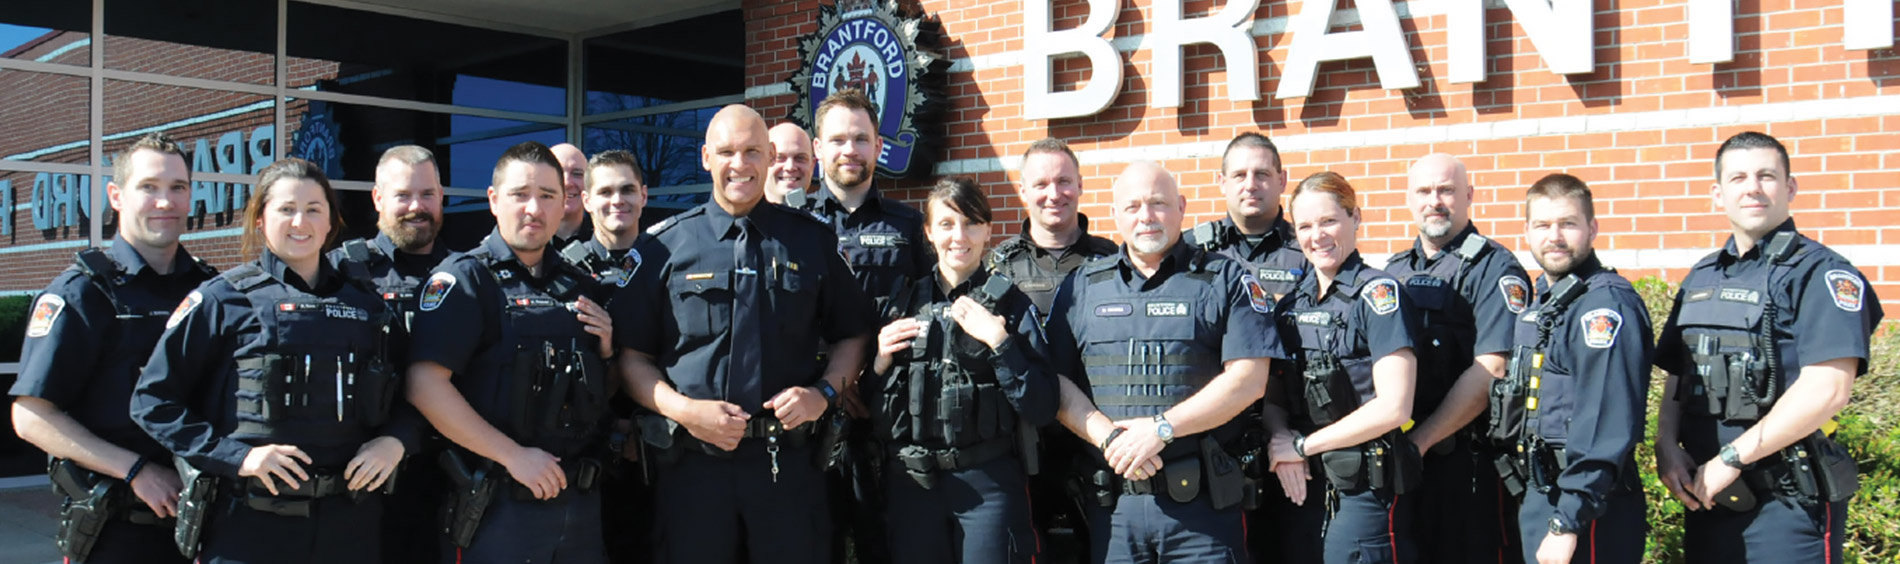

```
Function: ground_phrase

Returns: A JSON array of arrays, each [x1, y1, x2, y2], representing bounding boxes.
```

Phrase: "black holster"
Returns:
[[816, 408, 850, 471], [1487, 345, 1537, 445], [49, 458, 115, 561], [1201, 436, 1247, 510], [173, 458, 218, 560], [438, 450, 498, 548]]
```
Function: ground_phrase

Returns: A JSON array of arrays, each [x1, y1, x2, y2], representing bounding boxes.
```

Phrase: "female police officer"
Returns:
[[868, 177, 1059, 564], [133, 158, 410, 564], [1265, 171, 1422, 564]]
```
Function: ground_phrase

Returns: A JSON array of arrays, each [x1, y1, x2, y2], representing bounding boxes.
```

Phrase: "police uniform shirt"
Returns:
[[1044, 242, 1286, 426], [615, 202, 873, 409], [1383, 224, 1531, 415], [563, 234, 649, 305], [985, 214, 1120, 314], [1654, 219, 1884, 454], [11, 238, 215, 463], [132, 250, 410, 477], [1276, 252, 1421, 427], [869, 269, 1061, 445], [1519, 253, 1653, 530], [329, 232, 450, 336], [408, 230, 597, 375], [799, 184, 931, 305], [1181, 214, 1308, 300]]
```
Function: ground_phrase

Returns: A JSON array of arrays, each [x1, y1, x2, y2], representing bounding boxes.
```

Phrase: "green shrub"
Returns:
[[0, 293, 34, 363], [1632, 277, 1899, 563]]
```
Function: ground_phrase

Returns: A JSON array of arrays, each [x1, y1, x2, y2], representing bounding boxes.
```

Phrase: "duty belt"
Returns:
[[891, 436, 1015, 474], [1120, 473, 1167, 496]]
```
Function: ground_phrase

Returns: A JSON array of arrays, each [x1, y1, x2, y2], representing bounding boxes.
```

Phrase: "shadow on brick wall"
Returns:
[[1713, 0, 1762, 99], [1569, 0, 1626, 109]]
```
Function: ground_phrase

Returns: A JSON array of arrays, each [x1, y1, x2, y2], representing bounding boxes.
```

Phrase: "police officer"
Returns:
[[1385, 154, 1532, 564], [1654, 132, 1882, 564], [613, 105, 873, 564], [1489, 174, 1650, 564], [1264, 172, 1422, 564], [9, 133, 212, 564], [132, 158, 412, 563], [987, 138, 1119, 314], [1045, 161, 1280, 564], [561, 149, 652, 564], [404, 142, 617, 563], [766, 122, 815, 206], [868, 177, 1058, 564], [327, 145, 451, 564], [552, 142, 593, 245]]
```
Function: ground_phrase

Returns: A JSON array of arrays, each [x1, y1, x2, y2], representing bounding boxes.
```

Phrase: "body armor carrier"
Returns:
[[1486, 275, 1586, 496], [1672, 232, 1801, 423], [879, 273, 1027, 488], [458, 250, 608, 458], [1389, 233, 1491, 421], [222, 264, 397, 448]]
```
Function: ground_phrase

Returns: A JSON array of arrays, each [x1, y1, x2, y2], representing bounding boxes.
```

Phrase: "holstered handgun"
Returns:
[[49, 458, 114, 560], [173, 458, 218, 560], [1017, 423, 1042, 476], [438, 450, 497, 548], [816, 408, 850, 471]]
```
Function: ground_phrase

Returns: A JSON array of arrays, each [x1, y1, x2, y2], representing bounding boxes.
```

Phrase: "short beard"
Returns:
[[826, 159, 871, 189], [379, 212, 439, 253], [1130, 225, 1170, 254]]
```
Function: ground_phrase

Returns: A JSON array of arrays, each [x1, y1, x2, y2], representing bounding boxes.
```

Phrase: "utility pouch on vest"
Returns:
[[438, 450, 497, 548], [816, 409, 849, 471], [639, 414, 683, 468], [1494, 453, 1528, 499], [1320, 448, 1364, 491], [1812, 434, 1860, 503], [1302, 352, 1357, 426], [1164, 456, 1202, 504], [173, 458, 217, 560], [1202, 436, 1245, 510], [1385, 434, 1425, 495], [1713, 480, 1758, 512], [1488, 345, 1538, 444], [1017, 423, 1042, 476], [50, 458, 113, 561], [1087, 469, 1118, 509]]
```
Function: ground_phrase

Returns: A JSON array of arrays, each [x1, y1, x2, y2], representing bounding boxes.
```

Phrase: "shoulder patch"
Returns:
[[419, 272, 457, 312], [25, 294, 66, 338], [1363, 278, 1401, 316], [620, 249, 642, 287], [1824, 269, 1864, 312], [1498, 275, 1530, 314], [1580, 308, 1622, 349], [165, 291, 202, 330], [1242, 274, 1274, 314]]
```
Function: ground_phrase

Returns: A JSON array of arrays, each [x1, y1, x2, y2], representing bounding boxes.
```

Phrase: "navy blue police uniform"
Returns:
[[557, 234, 654, 564], [1276, 252, 1422, 564], [328, 232, 451, 564], [10, 239, 214, 564], [1655, 220, 1883, 564], [614, 201, 873, 564], [406, 230, 613, 564], [1180, 213, 1308, 563], [131, 250, 414, 564], [1487, 254, 1651, 564], [870, 269, 1059, 564], [1382, 224, 1531, 564], [1044, 241, 1284, 564], [986, 215, 1119, 315]]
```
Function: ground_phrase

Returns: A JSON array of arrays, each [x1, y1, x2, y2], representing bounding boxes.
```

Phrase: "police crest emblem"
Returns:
[[1364, 279, 1400, 315], [25, 294, 65, 338], [1824, 269, 1863, 312], [1242, 274, 1274, 313], [786, 0, 946, 178], [419, 272, 456, 312], [166, 291, 201, 330], [1499, 275, 1530, 314], [1580, 308, 1622, 349]]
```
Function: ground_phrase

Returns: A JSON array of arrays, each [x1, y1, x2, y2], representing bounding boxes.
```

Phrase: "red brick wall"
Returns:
[[744, 0, 1900, 312]]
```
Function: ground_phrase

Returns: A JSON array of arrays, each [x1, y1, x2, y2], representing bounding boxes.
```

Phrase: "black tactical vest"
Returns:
[[1671, 233, 1803, 423], [223, 264, 397, 449], [875, 273, 1021, 449], [455, 247, 608, 458]]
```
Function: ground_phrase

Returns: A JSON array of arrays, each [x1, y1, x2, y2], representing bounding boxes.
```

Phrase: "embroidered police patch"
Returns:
[[25, 294, 65, 338], [419, 272, 456, 312], [1146, 302, 1189, 317], [166, 291, 201, 330], [1257, 268, 1298, 283], [1095, 303, 1133, 317], [1580, 308, 1622, 349], [1498, 275, 1530, 314], [622, 249, 643, 287], [1364, 279, 1400, 316], [1243, 274, 1274, 313], [1825, 270, 1864, 312]]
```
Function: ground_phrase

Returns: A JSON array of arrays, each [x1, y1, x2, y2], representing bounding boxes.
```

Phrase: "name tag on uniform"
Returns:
[[512, 297, 562, 308], [1718, 288, 1760, 304], [1296, 311, 1334, 326], [1146, 302, 1189, 317], [858, 233, 902, 247], [686, 272, 715, 281], [1405, 277, 1446, 288], [1095, 303, 1133, 317]]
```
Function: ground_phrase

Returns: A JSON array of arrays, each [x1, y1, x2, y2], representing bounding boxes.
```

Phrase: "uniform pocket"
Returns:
[[669, 271, 732, 339], [1351, 533, 1396, 564]]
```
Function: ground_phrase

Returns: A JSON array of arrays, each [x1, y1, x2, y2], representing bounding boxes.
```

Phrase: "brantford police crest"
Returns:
[[786, 0, 945, 178]]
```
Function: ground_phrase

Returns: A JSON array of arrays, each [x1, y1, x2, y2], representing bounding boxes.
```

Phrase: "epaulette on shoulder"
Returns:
[[646, 208, 702, 236], [220, 263, 272, 292], [189, 256, 218, 277], [74, 248, 123, 286], [986, 238, 1029, 270]]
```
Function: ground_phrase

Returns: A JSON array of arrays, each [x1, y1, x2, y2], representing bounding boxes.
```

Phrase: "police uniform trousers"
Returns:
[[1415, 436, 1522, 564], [198, 489, 381, 564], [76, 518, 188, 564], [1255, 475, 1322, 564], [1304, 479, 1415, 564], [654, 441, 830, 564], [600, 460, 655, 564], [883, 455, 1040, 564], [383, 439, 447, 564], [1684, 494, 1846, 564], [444, 484, 606, 564], [1082, 488, 1248, 564], [1516, 487, 1645, 564], [830, 426, 892, 564]]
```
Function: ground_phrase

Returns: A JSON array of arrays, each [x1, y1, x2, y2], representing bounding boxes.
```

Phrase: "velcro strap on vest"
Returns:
[[1084, 373, 1198, 386], [1081, 353, 1217, 368]]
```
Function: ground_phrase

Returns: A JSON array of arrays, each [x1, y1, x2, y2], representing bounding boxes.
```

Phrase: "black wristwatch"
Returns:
[[814, 381, 839, 407], [1718, 443, 1749, 470], [1548, 516, 1577, 536]]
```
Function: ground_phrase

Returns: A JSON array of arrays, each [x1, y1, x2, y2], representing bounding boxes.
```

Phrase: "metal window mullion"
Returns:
[[289, 89, 567, 124], [0, 161, 96, 175], [580, 94, 745, 124], [568, 32, 582, 146], [0, 58, 93, 77], [89, 0, 105, 248], [98, 69, 279, 97], [277, 0, 288, 158], [289, 0, 566, 40]]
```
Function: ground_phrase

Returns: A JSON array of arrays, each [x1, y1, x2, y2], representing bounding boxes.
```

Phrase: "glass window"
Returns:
[[1, 72, 89, 165], [0, 4, 91, 67], [103, 0, 275, 85], [582, 11, 742, 116], [286, 2, 566, 116], [105, 80, 275, 232]]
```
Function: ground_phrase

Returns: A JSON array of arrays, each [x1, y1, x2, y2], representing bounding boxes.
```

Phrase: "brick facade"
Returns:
[[745, 0, 1900, 312]]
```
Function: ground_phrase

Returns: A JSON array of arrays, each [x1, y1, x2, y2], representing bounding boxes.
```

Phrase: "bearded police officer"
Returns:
[[1385, 154, 1532, 564], [10, 133, 213, 564], [1655, 132, 1881, 564], [405, 142, 617, 563], [614, 105, 873, 564], [327, 145, 452, 564], [988, 138, 1118, 315], [1046, 161, 1280, 564], [1489, 174, 1651, 564]]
